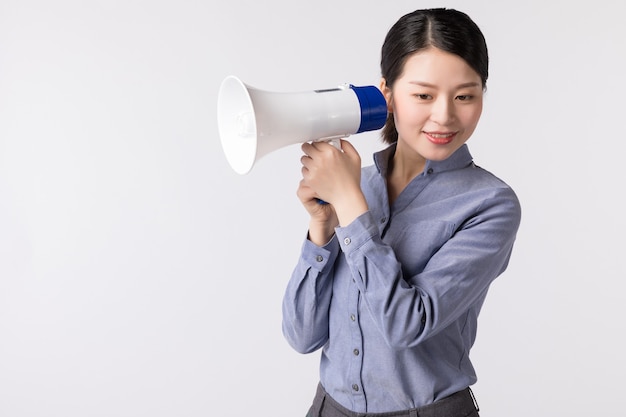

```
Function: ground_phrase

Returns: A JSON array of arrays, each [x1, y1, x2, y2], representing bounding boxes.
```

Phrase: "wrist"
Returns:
[[334, 192, 368, 227], [308, 219, 337, 247]]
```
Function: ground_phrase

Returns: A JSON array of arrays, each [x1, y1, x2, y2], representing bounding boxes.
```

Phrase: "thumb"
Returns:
[[340, 139, 361, 163]]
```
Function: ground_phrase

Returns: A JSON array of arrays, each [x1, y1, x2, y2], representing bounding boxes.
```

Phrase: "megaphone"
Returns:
[[217, 76, 388, 175]]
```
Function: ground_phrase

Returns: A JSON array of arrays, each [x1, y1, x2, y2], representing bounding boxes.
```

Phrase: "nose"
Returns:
[[430, 97, 455, 125]]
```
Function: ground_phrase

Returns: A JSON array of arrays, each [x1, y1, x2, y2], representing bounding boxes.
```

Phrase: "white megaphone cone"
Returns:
[[217, 76, 388, 175]]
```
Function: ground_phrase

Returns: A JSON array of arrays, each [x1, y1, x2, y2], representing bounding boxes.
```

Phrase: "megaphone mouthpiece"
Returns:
[[217, 76, 387, 175]]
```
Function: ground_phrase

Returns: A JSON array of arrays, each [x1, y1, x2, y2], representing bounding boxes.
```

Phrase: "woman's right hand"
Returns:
[[296, 179, 339, 246]]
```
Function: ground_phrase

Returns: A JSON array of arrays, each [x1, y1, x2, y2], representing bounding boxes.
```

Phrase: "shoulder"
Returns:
[[448, 163, 517, 197], [434, 163, 521, 223], [465, 164, 522, 225]]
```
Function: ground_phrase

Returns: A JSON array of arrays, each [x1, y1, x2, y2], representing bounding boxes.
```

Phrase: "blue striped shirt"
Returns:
[[282, 144, 521, 413]]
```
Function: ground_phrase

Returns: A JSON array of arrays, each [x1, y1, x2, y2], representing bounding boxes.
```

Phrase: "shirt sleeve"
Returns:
[[335, 187, 522, 349], [281, 234, 341, 354]]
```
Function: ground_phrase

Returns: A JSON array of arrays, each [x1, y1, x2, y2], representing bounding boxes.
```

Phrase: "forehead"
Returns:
[[400, 47, 481, 86]]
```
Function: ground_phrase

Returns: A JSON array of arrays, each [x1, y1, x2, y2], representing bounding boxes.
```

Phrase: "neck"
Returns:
[[387, 142, 426, 204], [390, 141, 426, 181]]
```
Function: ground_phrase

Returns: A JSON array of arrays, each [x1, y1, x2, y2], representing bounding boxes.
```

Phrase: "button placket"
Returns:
[[347, 279, 364, 402]]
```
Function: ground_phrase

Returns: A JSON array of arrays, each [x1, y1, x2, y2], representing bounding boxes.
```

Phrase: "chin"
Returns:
[[420, 144, 460, 162]]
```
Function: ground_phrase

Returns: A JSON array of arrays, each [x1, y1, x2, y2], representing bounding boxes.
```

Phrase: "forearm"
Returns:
[[282, 237, 339, 353]]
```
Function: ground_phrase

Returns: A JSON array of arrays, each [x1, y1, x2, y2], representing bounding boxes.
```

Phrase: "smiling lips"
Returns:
[[424, 131, 457, 145]]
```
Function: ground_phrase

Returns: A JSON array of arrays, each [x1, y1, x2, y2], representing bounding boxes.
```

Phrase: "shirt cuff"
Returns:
[[335, 211, 379, 255], [301, 233, 340, 273]]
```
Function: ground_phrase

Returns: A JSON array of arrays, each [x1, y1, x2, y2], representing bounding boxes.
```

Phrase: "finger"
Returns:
[[301, 141, 316, 156], [314, 140, 339, 153], [339, 139, 356, 155], [303, 140, 333, 156], [297, 180, 320, 203], [339, 139, 361, 164]]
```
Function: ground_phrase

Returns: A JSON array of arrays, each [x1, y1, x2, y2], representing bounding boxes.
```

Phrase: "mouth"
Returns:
[[424, 131, 457, 145]]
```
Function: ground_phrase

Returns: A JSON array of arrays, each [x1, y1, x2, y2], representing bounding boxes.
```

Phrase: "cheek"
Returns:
[[459, 104, 483, 128], [392, 98, 428, 126]]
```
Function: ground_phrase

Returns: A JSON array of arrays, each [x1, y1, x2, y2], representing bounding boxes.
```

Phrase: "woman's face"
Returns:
[[382, 47, 484, 162]]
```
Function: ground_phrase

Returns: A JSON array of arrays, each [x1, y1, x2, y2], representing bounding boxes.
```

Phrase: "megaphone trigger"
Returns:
[[311, 136, 342, 150]]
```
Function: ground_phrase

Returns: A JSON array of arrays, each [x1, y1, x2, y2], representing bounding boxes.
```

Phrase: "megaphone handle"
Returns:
[[315, 137, 344, 205]]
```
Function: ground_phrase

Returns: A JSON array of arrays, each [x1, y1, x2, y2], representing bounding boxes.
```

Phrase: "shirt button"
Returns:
[[427, 168, 434, 174], [315, 255, 323, 262], [352, 384, 359, 392], [350, 314, 356, 321], [343, 237, 351, 245], [380, 217, 386, 223], [353, 349, 360, 356]]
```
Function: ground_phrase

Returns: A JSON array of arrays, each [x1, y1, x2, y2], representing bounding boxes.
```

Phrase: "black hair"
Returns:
[[380, 8, 489, 144]]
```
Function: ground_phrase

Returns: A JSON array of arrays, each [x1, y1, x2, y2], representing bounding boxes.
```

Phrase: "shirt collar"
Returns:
[[373, 143, 474, 176]]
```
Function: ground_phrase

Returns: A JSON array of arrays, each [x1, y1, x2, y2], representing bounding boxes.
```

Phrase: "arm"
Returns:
[[336, 187, 521, 348], [282, 139, 366, 353], [281, 235, 340, 353]]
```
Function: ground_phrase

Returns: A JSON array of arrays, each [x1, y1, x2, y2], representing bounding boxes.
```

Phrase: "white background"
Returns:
[[1, 1, 625, 416]]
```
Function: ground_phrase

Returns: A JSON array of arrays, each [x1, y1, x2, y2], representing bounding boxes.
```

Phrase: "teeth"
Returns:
[[428, 133, 454, 138]]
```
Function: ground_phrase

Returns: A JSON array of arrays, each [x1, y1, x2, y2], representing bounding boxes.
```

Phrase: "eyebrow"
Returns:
[[409, 81, 481, 89]]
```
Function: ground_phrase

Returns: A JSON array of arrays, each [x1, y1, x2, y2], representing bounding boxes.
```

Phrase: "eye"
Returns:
[[414, 93, 432, 100], [456, 94, 474, 101]]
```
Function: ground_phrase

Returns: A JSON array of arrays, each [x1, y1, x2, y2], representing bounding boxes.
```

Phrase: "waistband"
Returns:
[[309, 383, 479, 417]]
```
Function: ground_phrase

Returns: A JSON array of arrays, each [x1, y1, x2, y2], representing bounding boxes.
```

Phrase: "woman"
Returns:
[[282, 8, 521, 417]]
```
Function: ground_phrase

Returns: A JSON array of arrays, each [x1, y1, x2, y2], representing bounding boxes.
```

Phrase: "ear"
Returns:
[[379, 78, 394, 113]]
